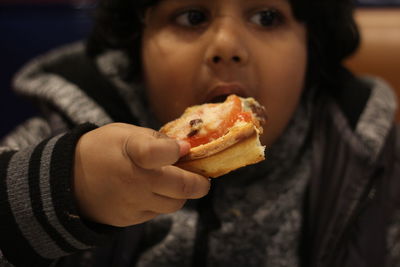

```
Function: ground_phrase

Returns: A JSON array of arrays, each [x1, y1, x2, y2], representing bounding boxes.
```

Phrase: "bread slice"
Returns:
[[176, 131, 265, 178], [180, 120, 256, 161], [160, 94, 267, 178]]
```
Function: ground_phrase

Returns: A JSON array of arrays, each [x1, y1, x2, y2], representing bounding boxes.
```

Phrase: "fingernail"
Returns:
[[177, 140, 191, 156]]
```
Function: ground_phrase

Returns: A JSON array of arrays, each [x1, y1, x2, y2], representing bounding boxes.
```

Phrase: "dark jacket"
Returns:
[[0, 42, 399, 267], [303, 87, 400, 267]]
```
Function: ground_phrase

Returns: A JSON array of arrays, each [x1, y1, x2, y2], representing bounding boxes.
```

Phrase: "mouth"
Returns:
[[205, 83, 248, 104], [209, 94, 231, 103]]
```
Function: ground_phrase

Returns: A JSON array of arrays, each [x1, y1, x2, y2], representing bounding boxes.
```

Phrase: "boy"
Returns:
[[1, 0, 399, 266]]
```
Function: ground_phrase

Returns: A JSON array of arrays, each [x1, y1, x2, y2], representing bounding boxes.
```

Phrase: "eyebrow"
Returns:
[[154, 0, 291, 11], [160, 0, 289, 3]]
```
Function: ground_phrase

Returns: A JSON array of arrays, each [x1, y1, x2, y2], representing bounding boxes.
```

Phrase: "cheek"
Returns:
[[141, 36, 202, 124], [257, 43, 307, 146]]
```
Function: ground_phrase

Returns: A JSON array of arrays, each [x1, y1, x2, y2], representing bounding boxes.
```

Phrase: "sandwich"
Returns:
[[160, 94, 267, 178]]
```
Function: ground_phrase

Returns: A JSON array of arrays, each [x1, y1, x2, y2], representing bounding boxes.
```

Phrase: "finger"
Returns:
[[146, 166, 211, 199], [131, 210, 160, 225], [147, 194, 187, 214], [124, 130, 186, 169], [111, 210, 160, 227], [176, 140, 191, 157]]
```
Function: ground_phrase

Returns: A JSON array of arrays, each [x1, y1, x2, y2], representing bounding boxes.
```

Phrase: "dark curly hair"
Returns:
[[86, 0, 360, 89]]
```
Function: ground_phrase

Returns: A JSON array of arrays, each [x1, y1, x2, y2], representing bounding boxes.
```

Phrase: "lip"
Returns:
[[204, 83, 248, 103]]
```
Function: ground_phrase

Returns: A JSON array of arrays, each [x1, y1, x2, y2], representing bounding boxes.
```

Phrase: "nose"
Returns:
[[205, 18, 249, 67]]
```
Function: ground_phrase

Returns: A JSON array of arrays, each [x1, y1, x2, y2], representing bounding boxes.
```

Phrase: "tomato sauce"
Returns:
[[185, 95, 252, 148]]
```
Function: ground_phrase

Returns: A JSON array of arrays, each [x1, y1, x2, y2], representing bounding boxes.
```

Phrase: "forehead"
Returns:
[[157, 0, 290, 5], [151, 0, 293, 13]]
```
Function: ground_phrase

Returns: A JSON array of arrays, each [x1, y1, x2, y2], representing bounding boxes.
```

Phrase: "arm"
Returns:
[[0, 118, 210, 266], [0, 121, 108, 266]]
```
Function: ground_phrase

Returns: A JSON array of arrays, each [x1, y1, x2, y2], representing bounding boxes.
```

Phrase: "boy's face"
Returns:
[[141, 0, 307, 147]]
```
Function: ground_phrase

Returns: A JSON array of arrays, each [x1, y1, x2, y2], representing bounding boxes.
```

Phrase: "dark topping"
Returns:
[[250, 103, 268, 126], [190, 119, 203, 127], [187, 119, 203, 137], [188, 129, 199, 137]]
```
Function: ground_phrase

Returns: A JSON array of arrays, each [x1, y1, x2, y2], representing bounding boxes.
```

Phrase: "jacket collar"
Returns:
[[306, 75, 398, 267]]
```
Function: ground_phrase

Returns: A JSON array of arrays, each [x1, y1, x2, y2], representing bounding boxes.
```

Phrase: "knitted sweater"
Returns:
[[0, 42, 398, 267]]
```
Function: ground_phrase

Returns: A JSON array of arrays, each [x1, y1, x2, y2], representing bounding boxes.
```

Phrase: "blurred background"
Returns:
[[0, 0, 95, 138], [0, 0, 400, 139]]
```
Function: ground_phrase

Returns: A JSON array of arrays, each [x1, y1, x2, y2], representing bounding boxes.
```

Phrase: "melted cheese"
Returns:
[[160, 95, 261, 148], [163, 99, 235, 141]]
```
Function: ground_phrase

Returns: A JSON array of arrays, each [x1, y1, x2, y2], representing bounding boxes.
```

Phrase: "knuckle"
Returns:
[[137, 145, 155, 168], [130, 141, 158, 169], [110, 122, 126, 128], [125, 131, 178, 169], [185, 175, 210, 199], [151, 130, 179, 154], [107, 122, 131, 132], [181, 176, 197, 198]]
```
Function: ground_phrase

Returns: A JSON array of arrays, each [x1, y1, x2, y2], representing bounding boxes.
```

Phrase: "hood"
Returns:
[[331, 76, 398, 162], [13, 41, 113, 127], [355, 77, 398, 159]]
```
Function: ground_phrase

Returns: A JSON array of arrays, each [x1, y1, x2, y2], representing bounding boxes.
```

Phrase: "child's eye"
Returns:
[[175, 9, 208, 27], [250, 9, 284, 28]]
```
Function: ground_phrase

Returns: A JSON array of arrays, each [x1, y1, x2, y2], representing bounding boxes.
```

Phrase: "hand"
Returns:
[[73, 123, 210, 227]]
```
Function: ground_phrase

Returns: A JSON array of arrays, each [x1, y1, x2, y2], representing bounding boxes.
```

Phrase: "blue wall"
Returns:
[[0, 4, 93, 139]]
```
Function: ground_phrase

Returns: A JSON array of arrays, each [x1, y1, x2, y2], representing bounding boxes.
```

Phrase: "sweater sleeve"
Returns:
[[0, 123, 114, 266]]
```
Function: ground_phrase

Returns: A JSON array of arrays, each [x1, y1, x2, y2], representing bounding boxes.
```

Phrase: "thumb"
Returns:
[[124, 131, 190, 169], [177, 140, 191, 157]]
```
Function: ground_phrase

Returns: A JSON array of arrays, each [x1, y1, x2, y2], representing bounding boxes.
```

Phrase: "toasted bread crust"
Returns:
[[160, 95, 267, 178], [180, 121, 255, 161], [176, 132, 265, 178]]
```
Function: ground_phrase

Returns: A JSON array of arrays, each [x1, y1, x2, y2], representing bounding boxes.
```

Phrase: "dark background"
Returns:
[[0, 0, 94, 139], [0, 0, 399, 139]]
